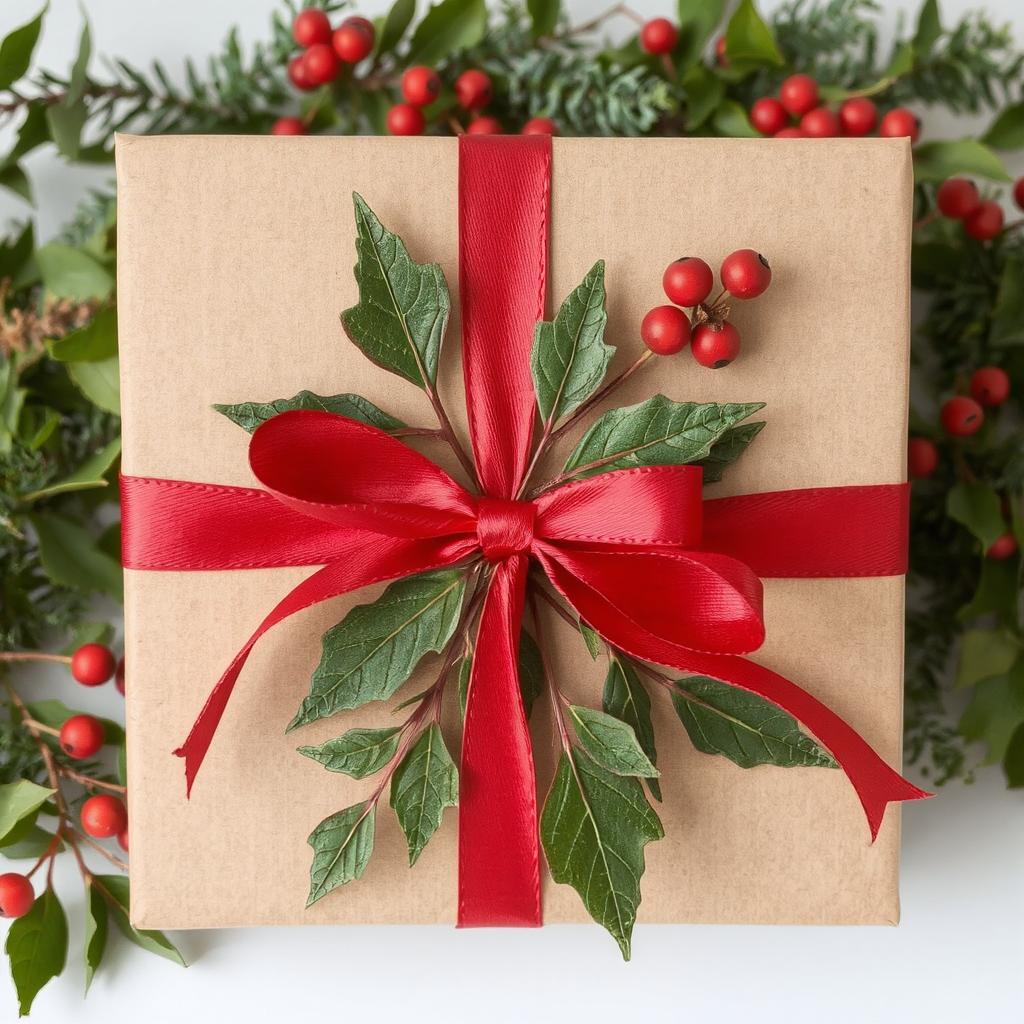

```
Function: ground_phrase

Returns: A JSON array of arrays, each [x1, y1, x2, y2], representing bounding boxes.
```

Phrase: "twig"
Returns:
[[24, 718, 61, 737], [75, 829, 128, 872], [0, 651, 72, 664], [57, 766, 127, 794], [913, 210, 940, 232]]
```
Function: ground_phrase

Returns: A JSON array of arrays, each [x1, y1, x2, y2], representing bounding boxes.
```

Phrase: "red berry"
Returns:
[[522, 117, 559, 135], [987, 533, 1018, 560], [1015, 176, 1024, 211], [750, 97, 789, 137], [940, 396, 984, 437], [401, 66, 441, 107], [386, 103, 426, 136], [287, 54, 315, 91], [970, 366, 1010, 406], [779, 74, 818, 117], [71, 643, 116, 686], [641, 306, 691, 355], [773, 127, 806, 138], [59, 715, 105, 759], [455, 69, 492, 110], [936, 177, 980, 219], [691, 321, 741, 369], [879, 107, 920, 144], [964, 200, 1004, 241], [640, 18, 678, 56], [800, 107, 841, 138], [303, 42, 340, 85], [293, 8, 332, 48], [715, 36, 729, 68], [344, 15, 375, 36], [662, 257, 713, 307], [117, 828, 129, 853], [467, 116, 502, 135], [838, 97, 877, 136], [333, 22, 374, 64], [720, 249, 772, 299], [271, 117, 307, 136], [0, 874, 34, 919], [907, 437, 939, 478], [81, 795, 128, 840], [115, 657, 125, 696]]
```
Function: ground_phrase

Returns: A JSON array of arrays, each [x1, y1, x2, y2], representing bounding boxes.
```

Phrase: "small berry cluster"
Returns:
[[750, 74, 919, 142], [933, 174, 1024, 241], [641, 249, 772, 368]]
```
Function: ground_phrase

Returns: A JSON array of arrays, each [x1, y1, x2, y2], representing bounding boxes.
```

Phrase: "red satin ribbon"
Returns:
[[121, 135, 928, 931]]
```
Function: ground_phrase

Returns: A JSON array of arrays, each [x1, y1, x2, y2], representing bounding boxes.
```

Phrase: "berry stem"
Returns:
[[446, 113, 465, 135], [73, 828, 128, 872], [557, 2, 645, 38], [0, 651, 72, 664], [56, 766, 127, 794], [708, 288, 730, 308], [25, 832, 64, 880], [913, 210, 940, 232], [23, 718, 61, 737]]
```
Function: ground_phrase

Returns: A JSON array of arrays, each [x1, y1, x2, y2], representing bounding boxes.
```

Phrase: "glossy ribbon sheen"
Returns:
[[121, 135, 928, 930]]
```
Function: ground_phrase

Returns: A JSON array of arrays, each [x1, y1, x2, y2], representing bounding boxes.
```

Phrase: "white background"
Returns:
[[2, 1, 1023, 1022]]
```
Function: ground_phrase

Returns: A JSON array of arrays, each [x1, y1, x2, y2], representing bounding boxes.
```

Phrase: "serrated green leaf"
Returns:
[[0, 6, 46, 92], [682, 64, 724, 130], [983, 101, 1024, 152], [947, 481, 1006, 549], [959, 660, 1024, 765], [95, 875, 186, 965], [214, 391, 405, 434], [5, 888, 67, 1017], [990, 259, 1024, 348], [46, 99, 88, 161], [565, 395, 764, 479], [569, 705, 659, 778], [376, 0, 416, 55], [21, 436, 120, 503], [389, 723, 459, 866], [306, 803, 375, 906], [518, 629, 544, 720], [527, 0, 560, 41], [723, 0, 783, 68], [298, 727, 401, 779], [603, 655, 660, 801], [955, 630, 1020, 689], [696, 420, 765, 483], [28, 514, 123, 601], [67, 356, 120, 414], [25, 699, 124, 746], [407, 0, 488, 66], [913, 0, 942, 57], [35, 242, 113, 300], [913, 140, 1011, 184], [541, 751, 663, 960], [0, 781, 54, 843], [676, 0, 725, 70], [671, 676, 839, 769], [341, 194, 450, 389], [580, 620, 602, 659], [531, 261, 612, 425], [47, 306, 117, 362], [290, 569, 466, 730], [84, 882, 107, 994], [1004, 722, 1024, 788]]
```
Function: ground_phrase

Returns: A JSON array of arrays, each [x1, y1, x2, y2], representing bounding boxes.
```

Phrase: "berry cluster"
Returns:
[[750, 74, 919, 142], [934, 174, 1024, 241], [641, 249, 772, 368]]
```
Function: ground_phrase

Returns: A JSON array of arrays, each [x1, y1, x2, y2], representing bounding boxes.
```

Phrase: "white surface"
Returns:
[[2, 2, 1023, 1022]]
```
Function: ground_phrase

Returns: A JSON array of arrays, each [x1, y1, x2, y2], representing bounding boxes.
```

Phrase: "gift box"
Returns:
[[115, 134, 919, 937]]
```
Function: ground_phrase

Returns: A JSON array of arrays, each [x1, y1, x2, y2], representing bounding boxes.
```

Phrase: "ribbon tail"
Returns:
[[458, 555, 541, 927]]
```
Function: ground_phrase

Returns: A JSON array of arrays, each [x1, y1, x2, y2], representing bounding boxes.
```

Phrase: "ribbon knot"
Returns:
[[477, 497, 536, 560]]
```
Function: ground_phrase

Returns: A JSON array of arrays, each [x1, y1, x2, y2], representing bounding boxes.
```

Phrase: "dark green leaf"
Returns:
[[407, 0, 488, 66], [0, 6, 46, 92], [671, 675, 838, 769], [21, 437, 120, 503], [298, 727, 401, 779], [5, 888, 67, 1017], [389, 723, 459, 865], [47, 306, 117, 363], [580, 620, 602, 659], [959, 556, 1019, 621], [46, 100, 88, 161], [84, 882, 107, 994], [675, 0, 725, 70], [306, 803, 375, 906], [681, 64, 724, 130], [1, 105, 49, 171], [569, 705, 659, 777], [66, 20, 91, 106], [882, 40, 915, 78], [540, 751, 663, 960], [1, 826, 59, 861], [913, 0, 942, 57], [696, 421, 765, 483], [1004, 722, 1024, 788], [96, 875, 186, 965], [67, 357, 120, 414], [376, 0, 417, 55], [213, 390, 405, 434], [35, 242, 114, 300], [723, 0, 783, 68], [340, 193, 450, 389], [458, 655, 472, 720], [527, 0, 560, 41], [603, 655, 660, 801], [117, 743, 127, 788], [958, 660, 1024, 766], [955, 630, 1019, 689], [518, 629, 543, 720], [712, 99, 760, 137], [990, 259, 1024, 348], [913, 140, 1011, 184], [983, 101, 1024, 152], [25, 699, 124, 746], [0, 781, 54, 842], [0, 163, 32, 204], [29, 514, 124, 601], [947, 481, 1006, 549], [289, 569, 466, 730]]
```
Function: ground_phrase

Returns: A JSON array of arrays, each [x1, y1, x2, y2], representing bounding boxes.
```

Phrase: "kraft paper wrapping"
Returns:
[[115, 135, 912, 929]]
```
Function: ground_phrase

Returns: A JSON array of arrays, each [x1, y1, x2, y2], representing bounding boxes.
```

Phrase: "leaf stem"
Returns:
[[424, 381, 480, 491], [526, 588, 573, 752]]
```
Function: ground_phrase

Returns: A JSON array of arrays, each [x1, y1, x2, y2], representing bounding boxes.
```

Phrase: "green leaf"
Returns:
[[47, 306, 117, 362], [518, 629, 544, 720], [913, 0, 942, 57], [959, 556, 1019, 621], [95, 875, 186, 965], [723, 0, 784, 68], [0, 6, 46, 92], [959, 661, 1024, 765], [882, 40, 915, 78], [25, 699, 124, 746], [564, 395, 764, 479], [947, 481, 1006, 549], [681, 64, 724, 130], [376, 0, 416, 55], [671, 675, 839, 769], [1004, 722, 1024, 788], [1, 826, 59, 861], [990, 259, 1024, 348], [21, 436, 121, 503], [540, 751, 663, 960], [213, 390, 405, 434], [29, 514, 123, 600], [580, 620, 602, 659], [289, 569, 466, 730], [603, 655, 660, 801], [35, 242, 114, 301], [66, 19, 91, 106], [389, 723, 459, 866], [913, 140, 1012, 184], [61, 620, 114, 655], [527, 0, 560, 41], [84, 882, 107, 994], [0, 781, 54, 843], [117, 743, 127, 788], [298, 727, 401, 779], [697, 421, 765, 483], [340, 193, 450, 390], [712, 99, 760, 138], [569, 705, 659, 778], [457, 655, 472, 720], [1, 106, 49, 172], [0, 163, 32, 204], [407, 0, 488, 66], [531, 261, 612, 426], [306, 803, 375, 907], [46, 100, 88, 161], [676, 0, 725, 70], [5, 888, 67, 1017], [983, 101, 1024, 152], [67, 356, 120, 414], [955, 630, 1019, 689]]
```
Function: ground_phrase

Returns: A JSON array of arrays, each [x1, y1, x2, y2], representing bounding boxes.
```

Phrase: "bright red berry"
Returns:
[[303, 42, 340, 85], [59, 715, 105, 759], [779, 74, 819, 116], [401, 66, 441, 107], [115, 657, 125, 696], [522, 117, 559, 135], [344, 15, 375, 36], [987, 532, 1018, 560], [964, 200, 1004, 241], [287, 54, 315, 91], [662, 257, 713, 307], [271, 117, 307, 136], [640, 18, 678, 56], [467, 116, 502, 135], [81, 795, 128, 840], [1015, 176, 1024, 211], [0, 874, 34, 919], [386, 103, 426, 136], [71, 643, 116, 686], [750, 97, 789, 137], [720, 249, 772, 299], [879, 107, 920, 144], [293, 8, 332, 48], [838, 97, 877, 136], [333, 21, 374, 63], [715, 36, 729, 67], [907, 437, 939, 478], [641, 306, 691, 355], [940, 396, 984, 437], [691, 321, 741, 369], [936, 178, 980, 219], [117, 828, 129, 853], [455, 69, 492, 110], [970, 366, 1010, 406], [800, 107, 841, 137], [773, 126, 806, 138]]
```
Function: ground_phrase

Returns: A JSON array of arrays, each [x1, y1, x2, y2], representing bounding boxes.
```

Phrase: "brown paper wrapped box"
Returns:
[[116, 135, 912, 930]]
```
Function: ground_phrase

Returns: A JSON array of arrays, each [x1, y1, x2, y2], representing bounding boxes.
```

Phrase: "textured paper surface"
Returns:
[[116, 135, 912, 929]]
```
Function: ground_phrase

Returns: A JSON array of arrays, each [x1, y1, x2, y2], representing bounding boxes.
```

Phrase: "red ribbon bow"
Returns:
[[121, 135, 928, 929]]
